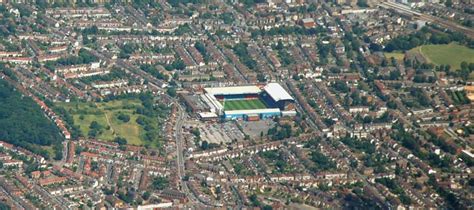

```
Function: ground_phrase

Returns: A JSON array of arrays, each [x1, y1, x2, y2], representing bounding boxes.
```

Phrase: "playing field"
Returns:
[[223, 99, 267, 110], [410, 43, 474, 70]]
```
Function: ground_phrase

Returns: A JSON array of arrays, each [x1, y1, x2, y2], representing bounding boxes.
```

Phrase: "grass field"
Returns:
[[411, 43, 474, 70], [384, 52, 405, 62], [223, 99, 267, 110], [57, 99, 145, 145]]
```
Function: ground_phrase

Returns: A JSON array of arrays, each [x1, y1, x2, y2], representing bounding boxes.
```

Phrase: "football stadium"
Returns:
[[203, 83, 296, 121]]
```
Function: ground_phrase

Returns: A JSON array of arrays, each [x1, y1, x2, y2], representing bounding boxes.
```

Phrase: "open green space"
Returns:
[[56, 99, 146, 146], [223, 99, 267, 111], [384, 52, 405, 62], [410, 43, 474, 70]]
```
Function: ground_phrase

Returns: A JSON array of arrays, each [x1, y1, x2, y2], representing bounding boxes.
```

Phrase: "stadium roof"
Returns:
[[205, 86, 261, 95], [263, 83, 294, 102], [224, 108, 281, 116]]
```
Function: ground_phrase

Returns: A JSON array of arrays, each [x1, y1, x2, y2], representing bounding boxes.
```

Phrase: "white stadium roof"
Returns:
[[263, 83, 294, 102], [204, 86, 262, 95], [224, 108, 281, 115]]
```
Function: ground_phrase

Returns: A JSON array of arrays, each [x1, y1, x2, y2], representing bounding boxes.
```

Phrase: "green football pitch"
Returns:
[[223, 99, 267, 110]]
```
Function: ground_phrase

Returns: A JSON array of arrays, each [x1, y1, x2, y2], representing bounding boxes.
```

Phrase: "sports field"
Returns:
[[223, 99, 267, 110], [410, 43, 474, 70]]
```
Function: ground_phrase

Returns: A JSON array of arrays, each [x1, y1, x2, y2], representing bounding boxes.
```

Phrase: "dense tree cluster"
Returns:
[[174, 24, 192, 36], [240, 0, 265, 7], [194, 41, 210, 63], [447, 90, 470, 105], [384, 27, 473, 52], [375, 178, 412, 205], [0, 5, 17, 38], [131, 0, 161, 8], [391, 124, 453, 171], [0, 80, 63, 158], [88, 121, 103, 138], [200, 140, 219, 150], [428, 175, 463, 209], [251, 25, 327, 37], [233, 43, 258, 71], [309, 150, 336, 172], [57, 48, 99, 66], [219, 13, 234, 25], [118, 43, 139, 59], [140, 64, 169, 80], [135, 93, 170, 146], [267, 124, 293, 140], [167, 0, 203, 7], [165, 59, 185, 71], [152, 176, 169, 190], [115, 137, 127, 145], [340, 136, 375, 154]]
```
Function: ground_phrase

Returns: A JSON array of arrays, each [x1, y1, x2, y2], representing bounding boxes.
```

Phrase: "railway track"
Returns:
[[380, 2, 474, 39]]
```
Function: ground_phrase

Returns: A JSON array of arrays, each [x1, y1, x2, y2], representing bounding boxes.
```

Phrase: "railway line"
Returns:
[[380, 2, 474, 39]]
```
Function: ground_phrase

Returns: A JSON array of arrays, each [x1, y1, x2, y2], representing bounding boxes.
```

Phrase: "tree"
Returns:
[[53, 143, 63, 161], [445, 0, 453, 7], [142, 191, 151, 200], [262, 205, 273, 210], [191, 128, 200, 137], [249, 194, 261, 207], [369, 43, 383, 51], [136, 116, 146, 125], [117, 113, 130, 123], [201, 141, 209, 150], [87, 200, 93, 207], [152, 176, 169, 190], [219, 13, 234, 24], [167, 87, 177, 97], [115, 137, 127, 145], [89, 121, 101, 130]]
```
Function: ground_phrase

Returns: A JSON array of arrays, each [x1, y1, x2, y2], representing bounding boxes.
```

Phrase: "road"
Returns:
[[174, 103, 186, 184], [164, 95, 209, 207]]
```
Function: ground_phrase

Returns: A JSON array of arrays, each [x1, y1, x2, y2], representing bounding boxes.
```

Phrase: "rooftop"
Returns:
[[264, 83, 294, 102]]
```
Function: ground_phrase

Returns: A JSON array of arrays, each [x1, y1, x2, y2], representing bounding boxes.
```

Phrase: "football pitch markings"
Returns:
[[223, 99, 267, 110]]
